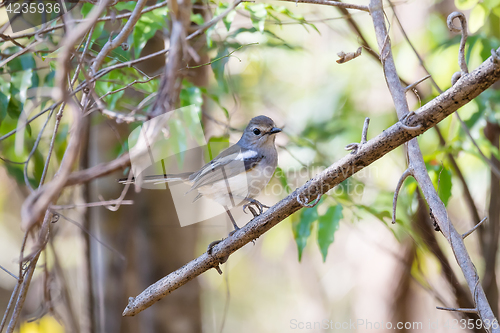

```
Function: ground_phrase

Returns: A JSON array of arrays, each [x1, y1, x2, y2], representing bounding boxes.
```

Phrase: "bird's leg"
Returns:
[[207, 206, 240, 256], [226, 207, 240, 235], [243, 198, 270, 216]]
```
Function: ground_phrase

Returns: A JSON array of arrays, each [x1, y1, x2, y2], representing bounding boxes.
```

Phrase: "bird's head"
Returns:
[[239, 115, 282, 149]]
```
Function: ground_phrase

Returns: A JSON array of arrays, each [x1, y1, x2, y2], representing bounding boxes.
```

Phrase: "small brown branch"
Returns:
[[462, 217, 487, 239], [336, 46, 362, 64], [54, 0, 110, 99], [456, 112, 500, 179], [361, 117, 370, 144], [404, 75, 431, 92], [0, 40, 42, 68], [91, 0, 149, 72], [188, 0, 244, 41], [39, 26, 96, 187], [21, 101, 83, 230], [4, 1, 169, 41], [98, 75, 160, 101], [123, 49, 500, 316], [437, 306, 478, 314], [6, 211, 51, 333], [345, 117, 370, 153], [64, 152, 130, 187], [0, 266, 19, 280], [0, 283, 20, 332], [392, 168, 413, 224], [447, 12, 469, 76], [277, 0, 369, 12], [51, 199, 134, 210]]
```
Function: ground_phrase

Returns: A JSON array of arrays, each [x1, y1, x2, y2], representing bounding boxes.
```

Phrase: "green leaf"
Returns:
[[469, 4, 487, 33], [494, 6, 500, 17], [484, 0, 500, 9], [180, 102, 205, 147], [168, 118, 187, 168], [81, 2, 94, 16], [6, 51, 35, 72], [132, 10, 166, 58], [211, 47, 230, 93], [32, 149, 45, 184], [426, 163, 453, 207], [274, 166, 291, 194], [114, 1, 137, 11], [455, 0, 479, 10], [199, 87, 229, 118], [292, 206, 318, 261], [7, 95, 22, 120], [207, 136, 230, 162], [0, 91, 8, 126], [180, 84, 203, 109], [191, 13, 204, 25], [245, 3, 268, 33], [107, 90, 125, 110], [223, 8, 236, 31], [437, 167, 453, 206], [317, 205, 343, 262], [4, 164, 25, 184]]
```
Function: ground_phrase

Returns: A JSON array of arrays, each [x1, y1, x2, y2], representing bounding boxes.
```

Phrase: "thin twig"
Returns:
[[456, 112, 500, 179], [392, 168, 413, 224], [447, 12, 469, 75], [0, 266, 19, 281], [51, 199, 134, 210], [6, 211, 51, 333], [405, 75, 431, 92], [56, 213, 126, 261], [277, 0, 369, 12], [4, 1, 169, 41], [0, 40, 42, 68], [91, 0, 149, 72], [462, 217, 488, 239], [437, 306, 478, 314], [345, 117, 370, 153]]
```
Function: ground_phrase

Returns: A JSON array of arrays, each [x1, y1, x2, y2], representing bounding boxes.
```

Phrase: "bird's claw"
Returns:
[[207, 239, 223, 255], [243, 199, 270, 216], [207, 225, 241, 256]]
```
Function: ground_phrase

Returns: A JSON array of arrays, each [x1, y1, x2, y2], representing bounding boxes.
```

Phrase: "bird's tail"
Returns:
[[118, 172, 194, 185]]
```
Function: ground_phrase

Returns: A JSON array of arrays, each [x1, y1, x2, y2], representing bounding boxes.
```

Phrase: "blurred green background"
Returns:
[[1, 0, 500, 332]]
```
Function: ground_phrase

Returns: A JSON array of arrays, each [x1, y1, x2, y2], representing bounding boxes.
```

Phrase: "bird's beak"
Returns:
[[268, 127, 282, 135]]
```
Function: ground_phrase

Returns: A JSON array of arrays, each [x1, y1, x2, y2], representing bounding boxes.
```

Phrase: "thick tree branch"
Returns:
[[122, 48, 500, 316], [369, 0, 498, 331]]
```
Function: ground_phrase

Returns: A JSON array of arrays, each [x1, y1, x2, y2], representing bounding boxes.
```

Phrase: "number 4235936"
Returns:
[[6, 2, 61, 14]]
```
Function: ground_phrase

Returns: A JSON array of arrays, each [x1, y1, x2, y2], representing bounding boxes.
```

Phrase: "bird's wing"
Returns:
[[189, 144, 263, 190]]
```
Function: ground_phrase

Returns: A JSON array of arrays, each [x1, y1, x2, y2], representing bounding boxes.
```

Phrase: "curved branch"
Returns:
[[447, 12, 469, 75], [123, 51, 500, 316], [392, 168, 413, 224]]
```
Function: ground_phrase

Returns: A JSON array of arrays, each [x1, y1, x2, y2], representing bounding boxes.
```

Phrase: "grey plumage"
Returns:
[[119, 115, 281, 209]]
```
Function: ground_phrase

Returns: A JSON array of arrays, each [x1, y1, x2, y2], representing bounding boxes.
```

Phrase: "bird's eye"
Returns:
[[253, 128, 261, 135]]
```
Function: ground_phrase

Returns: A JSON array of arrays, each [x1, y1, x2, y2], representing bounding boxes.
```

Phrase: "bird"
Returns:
[[119, 115, 281, 251]]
